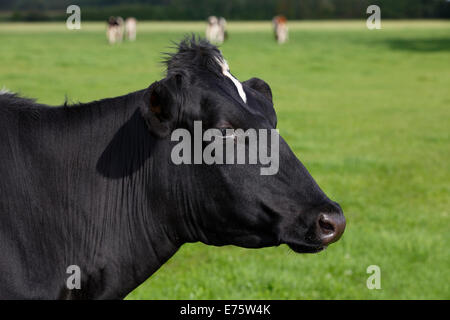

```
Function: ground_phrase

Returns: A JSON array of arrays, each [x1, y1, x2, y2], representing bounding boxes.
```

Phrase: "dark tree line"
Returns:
[[1, 0, 449, 21]]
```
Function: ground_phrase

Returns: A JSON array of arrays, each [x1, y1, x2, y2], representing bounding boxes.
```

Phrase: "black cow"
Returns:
[[0, 38, 345, 299]]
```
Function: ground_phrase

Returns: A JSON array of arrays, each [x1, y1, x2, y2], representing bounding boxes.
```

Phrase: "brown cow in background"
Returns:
[[273, 15, 288, 44]]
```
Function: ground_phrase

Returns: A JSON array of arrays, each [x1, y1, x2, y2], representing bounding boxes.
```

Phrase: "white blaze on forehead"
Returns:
[[216, 57, 247, 103]]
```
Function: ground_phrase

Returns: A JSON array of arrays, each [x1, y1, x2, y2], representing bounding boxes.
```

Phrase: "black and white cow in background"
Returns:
[[206, 16, 227, 44], [0, 38, 345, 299], [107, 16, 123, 44]]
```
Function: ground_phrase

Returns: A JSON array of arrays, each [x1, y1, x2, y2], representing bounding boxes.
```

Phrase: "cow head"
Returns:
[[140, 38, 345, 253]]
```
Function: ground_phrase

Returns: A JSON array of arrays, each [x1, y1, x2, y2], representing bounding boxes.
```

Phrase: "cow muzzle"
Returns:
[[316, 210, 346, 246]]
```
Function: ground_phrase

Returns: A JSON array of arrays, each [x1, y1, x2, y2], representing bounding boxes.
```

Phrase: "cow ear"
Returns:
[[243, 77, 273, 103], [140, 77, 180, 138]]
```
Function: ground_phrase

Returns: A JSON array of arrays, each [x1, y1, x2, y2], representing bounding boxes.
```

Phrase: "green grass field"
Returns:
[[1, 20, 449, 299]]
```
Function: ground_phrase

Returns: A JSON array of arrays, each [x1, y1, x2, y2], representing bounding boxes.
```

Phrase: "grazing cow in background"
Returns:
[[273, 15, 288, 44], [125, 17, 137, 41], [106, 16, 124, 44], [116, 16, 124, 41], [106, 16, 117, 44], [218, 17, 228, 41], [206, 16, 226, 44], [0, 38, 345, 299]]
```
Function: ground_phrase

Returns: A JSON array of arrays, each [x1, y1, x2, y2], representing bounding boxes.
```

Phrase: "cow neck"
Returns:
[[57, 90, 182, 299]]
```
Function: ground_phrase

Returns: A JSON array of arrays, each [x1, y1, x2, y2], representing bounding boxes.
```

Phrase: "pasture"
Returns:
[[0, 20, 449, 299]]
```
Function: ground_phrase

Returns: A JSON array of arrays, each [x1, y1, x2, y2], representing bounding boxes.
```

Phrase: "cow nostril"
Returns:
[[318, 217, 335, 234], [317, 213, 346, 246]]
